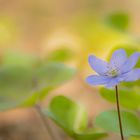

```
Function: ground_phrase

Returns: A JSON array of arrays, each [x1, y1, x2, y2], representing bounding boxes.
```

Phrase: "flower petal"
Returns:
[[121, 52, 140, 73], [88, 55, 109, 75], [120, 68, 140, 81], [86, 75, 110, 86], [110, 49, 127, 69], [105, 78, 120, 88]]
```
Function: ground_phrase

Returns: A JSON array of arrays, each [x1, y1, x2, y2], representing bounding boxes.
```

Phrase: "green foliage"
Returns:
[[35, 62, 76, 88], [74, 132, 107, 140], [105, 12, 129, 31], [44, 96, 107, 140], [2, 51, 39, 67], [0, 62, 76, 110], [129, 136, 140, 140], [100, 87, 140, 110], [94, 110, 140, 137], [46, 48, 74, 62], [45, 95, 88, 135], [0, 66, 34, 110], [72, 15, 128, 50], [23, 62, 76, 106], [71, 16, 131, 70]]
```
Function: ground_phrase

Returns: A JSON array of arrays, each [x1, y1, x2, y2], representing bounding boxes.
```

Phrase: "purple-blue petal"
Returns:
[[110, 49, 127, 69], [120, 68, 140, 81], [105, 78, 120, 88], [120, 52, 140, 74], [88, 55, 109, 75], [86, 75, 110, 86]]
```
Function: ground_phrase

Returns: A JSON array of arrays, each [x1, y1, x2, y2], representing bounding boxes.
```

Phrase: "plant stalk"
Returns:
[[35, 104, 56, 140], [32, 78, 56, 140], [115, 86, 124, 140]]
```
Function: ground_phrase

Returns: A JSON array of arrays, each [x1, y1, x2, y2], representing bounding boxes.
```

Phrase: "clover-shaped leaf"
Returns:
[[100, 87, 140, 110], [44, 95, 88, 135], [94, 110, 140, 137], [43, 96, 107, 140], [0, 62, 76, 110], [23, 62, 76, 106]]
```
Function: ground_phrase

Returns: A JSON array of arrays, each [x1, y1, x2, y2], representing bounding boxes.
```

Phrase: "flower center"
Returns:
[[108, 69, 118, 77]]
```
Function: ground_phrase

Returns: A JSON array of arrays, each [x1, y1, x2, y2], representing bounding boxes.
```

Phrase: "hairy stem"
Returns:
[[115, 86, 124, 140], [32, 78, 56, 140], [35, 104, 56, 140]]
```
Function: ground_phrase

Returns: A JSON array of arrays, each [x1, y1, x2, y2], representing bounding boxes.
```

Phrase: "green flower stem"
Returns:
[[115, 86, 124, 140]]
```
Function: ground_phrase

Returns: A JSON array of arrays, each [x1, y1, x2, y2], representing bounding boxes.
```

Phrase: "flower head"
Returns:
[[86, 49, 140, 88]]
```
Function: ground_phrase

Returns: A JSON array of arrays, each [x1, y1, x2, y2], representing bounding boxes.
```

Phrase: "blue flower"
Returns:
[[86, 49, 140, 88]]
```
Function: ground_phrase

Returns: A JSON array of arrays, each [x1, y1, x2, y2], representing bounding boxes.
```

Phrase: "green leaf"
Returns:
[[46, 48, 74, 62], [129, 136, 140, 140], [105, 12, 129, 31], [44, 96, 107, 140], [45, 95, 88, 135], [2, 50, 39, 67], [100, 87, 140, 110], [21, 86, 53, 107], [74, 132, 107, 140], [35, 62, 76, 88], [0, 62, 76, 110], [22, 62, 76, 107], [94, 110, 140, 137], [72, 15, 128, 51], [0, 66, 34, 111]]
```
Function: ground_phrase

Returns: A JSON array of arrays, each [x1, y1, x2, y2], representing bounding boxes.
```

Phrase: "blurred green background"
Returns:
[[0, 0, 140, 140]]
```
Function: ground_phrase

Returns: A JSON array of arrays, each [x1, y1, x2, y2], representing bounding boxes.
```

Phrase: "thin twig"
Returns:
[[115, 86, 124, 140]]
